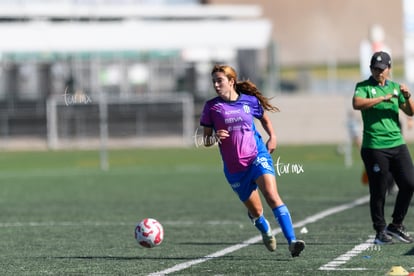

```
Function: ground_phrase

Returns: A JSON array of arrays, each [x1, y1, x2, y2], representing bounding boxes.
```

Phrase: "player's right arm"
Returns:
[[203, 127, 216, 147], [352, 83, 394, 110], [203, 127, 229, 147], [352, 95, 391, 110]]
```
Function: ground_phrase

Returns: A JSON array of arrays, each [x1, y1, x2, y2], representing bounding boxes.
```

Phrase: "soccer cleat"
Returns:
[[262, 233, 277, 252], [374, 230, 394, 245], [386, 224, 414, 244], [289, 240, 305, 257]]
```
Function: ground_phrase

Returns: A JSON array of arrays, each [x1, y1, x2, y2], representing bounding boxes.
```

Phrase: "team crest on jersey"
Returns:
[[393, 89, 399, 97], [243, 105, 250, 113], [371, 88, 376, 95]]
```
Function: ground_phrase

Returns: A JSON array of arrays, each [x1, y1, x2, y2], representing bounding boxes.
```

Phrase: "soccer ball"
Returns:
[[135, 218, 164, 248]]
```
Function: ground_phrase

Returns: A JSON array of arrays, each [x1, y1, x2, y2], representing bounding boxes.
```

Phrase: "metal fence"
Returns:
[[46, 92, 195, 149]]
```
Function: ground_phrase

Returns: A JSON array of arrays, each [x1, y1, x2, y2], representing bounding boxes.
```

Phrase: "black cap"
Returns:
[[370, 51, 391, 70]]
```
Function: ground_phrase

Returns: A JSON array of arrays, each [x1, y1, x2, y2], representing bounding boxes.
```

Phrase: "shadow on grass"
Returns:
[[41, 255, 291, 261], [46, 256, 198, 261], [35, 241, 300, 262], [404, 247, 414, 255], [178, 242, 256, 246]]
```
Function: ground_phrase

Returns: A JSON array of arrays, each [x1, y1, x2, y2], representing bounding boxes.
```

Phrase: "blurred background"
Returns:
[[0, 0, 412, 151]]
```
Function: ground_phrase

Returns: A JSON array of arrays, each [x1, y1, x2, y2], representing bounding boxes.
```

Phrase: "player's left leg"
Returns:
[[225, 166, 277, 251], [256, 174, 305, 257]]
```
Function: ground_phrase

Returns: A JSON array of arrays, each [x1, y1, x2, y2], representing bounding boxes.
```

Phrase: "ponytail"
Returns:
[[236, 81, 279, 112]]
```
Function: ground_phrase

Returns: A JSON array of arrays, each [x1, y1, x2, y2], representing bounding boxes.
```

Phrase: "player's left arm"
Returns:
[[259, 113, 277, 153], [399, 84, 414, 116]]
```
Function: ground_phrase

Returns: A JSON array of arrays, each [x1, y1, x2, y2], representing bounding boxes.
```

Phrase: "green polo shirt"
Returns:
[[354, 77, 407, 149]]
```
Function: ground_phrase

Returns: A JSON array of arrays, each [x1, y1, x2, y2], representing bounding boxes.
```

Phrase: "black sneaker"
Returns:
[[289, 240, 305, 257], [386, 224, 414, 244], [374, 230, 394, 245]]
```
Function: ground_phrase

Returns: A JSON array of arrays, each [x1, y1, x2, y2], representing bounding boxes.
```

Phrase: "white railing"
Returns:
[[46, 92, 194, 150]]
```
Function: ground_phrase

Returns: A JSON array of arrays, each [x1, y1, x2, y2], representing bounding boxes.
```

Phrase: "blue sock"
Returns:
[[273, 204, 296, 244], [251, 215, 271, 235]]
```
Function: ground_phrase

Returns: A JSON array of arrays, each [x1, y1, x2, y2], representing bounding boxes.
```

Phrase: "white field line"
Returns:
[[148, 195, 370, 276], [318, 236, 375, 271]]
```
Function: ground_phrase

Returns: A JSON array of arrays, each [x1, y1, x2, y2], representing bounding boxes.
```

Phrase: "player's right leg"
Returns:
[[247, 210, 277, 252], [245, 191, 276, 252]]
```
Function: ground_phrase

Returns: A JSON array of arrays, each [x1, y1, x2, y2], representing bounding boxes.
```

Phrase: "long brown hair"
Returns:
[[211, 64, 279, 112]]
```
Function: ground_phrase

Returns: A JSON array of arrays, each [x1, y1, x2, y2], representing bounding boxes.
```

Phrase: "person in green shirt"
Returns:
[[353, 51, 414, 245]]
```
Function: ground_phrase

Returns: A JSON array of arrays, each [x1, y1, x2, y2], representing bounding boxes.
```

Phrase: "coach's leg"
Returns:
[[390, 145, 414, 225], [361, 148, 389, 232]]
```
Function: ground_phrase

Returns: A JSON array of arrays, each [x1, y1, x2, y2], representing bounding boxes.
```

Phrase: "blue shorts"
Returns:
[[224, 151, 275, 202]]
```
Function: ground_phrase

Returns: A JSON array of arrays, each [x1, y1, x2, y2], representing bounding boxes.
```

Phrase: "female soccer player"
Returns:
[[200, 64, 305, 257]]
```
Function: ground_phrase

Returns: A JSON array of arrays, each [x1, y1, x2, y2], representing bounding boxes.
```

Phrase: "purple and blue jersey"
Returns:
[[200, 92, 298, 246], [200, 93, 265, 174]]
